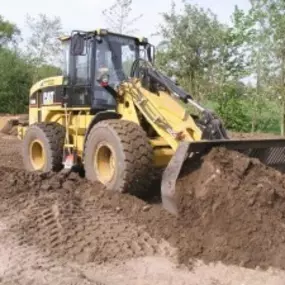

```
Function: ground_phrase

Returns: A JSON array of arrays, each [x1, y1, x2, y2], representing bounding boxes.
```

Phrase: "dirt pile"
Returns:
[[2, 147, 285, 270], [89, 148, 285, 270], [173, 148, 285, 268]]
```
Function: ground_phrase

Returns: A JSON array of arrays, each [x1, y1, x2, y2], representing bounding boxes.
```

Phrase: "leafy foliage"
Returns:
[[34, 64, 62, 82], [0, 16, 20, 47], [0, 48, 32, 113], [156, 3, 227, 99], [25, 14, 63, 67], [155, 1, 285, 134], [214, 83, 250, 132], [0, 14, 62, 114]]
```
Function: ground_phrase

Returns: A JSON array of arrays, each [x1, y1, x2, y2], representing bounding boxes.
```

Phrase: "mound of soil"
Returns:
[[1, 146, 285, 270], [85, 148, 285, 270], [174, 148, 285, 269]]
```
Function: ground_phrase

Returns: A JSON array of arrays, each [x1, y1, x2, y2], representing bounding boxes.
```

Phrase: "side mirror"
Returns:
[[146, 44, 155, 64], [70, 33, 85, 56]]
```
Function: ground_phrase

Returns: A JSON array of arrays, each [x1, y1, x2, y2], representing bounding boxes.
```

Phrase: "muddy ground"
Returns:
[[0, 130, 285, 284]]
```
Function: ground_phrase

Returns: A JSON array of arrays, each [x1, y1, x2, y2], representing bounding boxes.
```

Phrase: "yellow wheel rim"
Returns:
[[94, 143, 116, 184], [29, 139, 46, 170]]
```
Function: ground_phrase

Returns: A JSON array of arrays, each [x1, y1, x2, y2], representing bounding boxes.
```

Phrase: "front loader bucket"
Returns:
[[161, 139, 285, 215]]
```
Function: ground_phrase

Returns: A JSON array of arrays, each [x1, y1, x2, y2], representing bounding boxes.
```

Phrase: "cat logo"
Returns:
[[43, 91, 55, 105]]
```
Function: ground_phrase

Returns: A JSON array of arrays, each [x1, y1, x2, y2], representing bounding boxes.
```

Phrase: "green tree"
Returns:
[[156, 2, 230, 100], [215, 82, 251, 132], [35, 64, 61, 81], [234, 2, 275, 132], [234, 0, 285, 134], [155, 2, 256, 132], [0, 15, 20, 47], [0, 15, 32, 114], [25, 13, 63, 81], [264, 0, 285, 135], [0, 48, 32, 114]]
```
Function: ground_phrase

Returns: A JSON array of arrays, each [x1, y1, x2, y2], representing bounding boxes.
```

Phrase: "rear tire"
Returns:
[[22, 122, 65, 172], [84, 119, 153, 197]]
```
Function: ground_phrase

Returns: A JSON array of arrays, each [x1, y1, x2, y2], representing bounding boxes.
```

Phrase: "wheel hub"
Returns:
[[94, 143, 116, 184], [30, 140, 46, 170]]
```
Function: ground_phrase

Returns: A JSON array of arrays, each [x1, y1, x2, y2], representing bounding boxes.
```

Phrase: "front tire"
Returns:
[[22, 122, 65, 172], [84, 119, 153, 196]]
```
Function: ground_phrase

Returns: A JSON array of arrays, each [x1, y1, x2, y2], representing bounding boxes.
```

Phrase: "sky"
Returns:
[[1, 0, 251, 44]]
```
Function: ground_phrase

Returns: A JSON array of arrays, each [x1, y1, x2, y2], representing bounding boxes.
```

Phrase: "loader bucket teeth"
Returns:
[[161, 139, 285, 215]]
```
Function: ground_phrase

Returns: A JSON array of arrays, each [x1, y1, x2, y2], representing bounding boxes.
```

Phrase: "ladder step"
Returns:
[[64, 144, 74, 148]]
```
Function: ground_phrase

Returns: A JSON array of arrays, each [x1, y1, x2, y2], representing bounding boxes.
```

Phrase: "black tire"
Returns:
[[84, 119, 153, 196], [22, 122, 65, 172]]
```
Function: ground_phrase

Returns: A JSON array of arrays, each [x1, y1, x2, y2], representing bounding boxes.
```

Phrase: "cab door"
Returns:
[[66, 33, 94, 108]]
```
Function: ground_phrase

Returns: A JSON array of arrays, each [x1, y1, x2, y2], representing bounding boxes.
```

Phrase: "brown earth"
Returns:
[[176, 148, 285, 269], [71, 148, 285, 271], [0, 168, 172, 265], [1, 142, 285, 270], [0, 114, 17, 131], [0, 131, 285, 283], [0, 114, 28, 136], [0, 133, 23, 169]]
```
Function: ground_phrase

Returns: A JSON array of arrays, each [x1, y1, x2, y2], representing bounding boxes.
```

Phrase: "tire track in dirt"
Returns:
[[0, 167, 175, 268], [0, 217, 106, 285]]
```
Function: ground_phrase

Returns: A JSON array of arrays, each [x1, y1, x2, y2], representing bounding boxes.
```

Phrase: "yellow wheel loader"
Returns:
[[18, 29, 285, 215]]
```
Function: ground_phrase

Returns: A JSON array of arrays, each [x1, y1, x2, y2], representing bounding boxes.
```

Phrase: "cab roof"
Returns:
[[58, 29, 148, 44]]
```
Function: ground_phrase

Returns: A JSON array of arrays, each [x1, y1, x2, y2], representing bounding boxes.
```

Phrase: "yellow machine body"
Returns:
[[19, 75, 202, 168]]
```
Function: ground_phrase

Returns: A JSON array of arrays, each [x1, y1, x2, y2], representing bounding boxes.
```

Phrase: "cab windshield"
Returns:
[[95, 35, 139, 86]]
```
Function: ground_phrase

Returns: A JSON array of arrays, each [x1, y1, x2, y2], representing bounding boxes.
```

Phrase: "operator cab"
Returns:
[[60, 29, 155, 111]]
